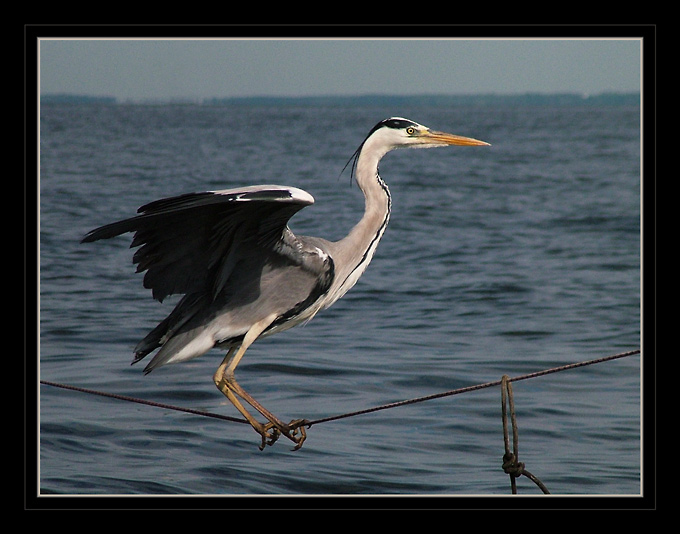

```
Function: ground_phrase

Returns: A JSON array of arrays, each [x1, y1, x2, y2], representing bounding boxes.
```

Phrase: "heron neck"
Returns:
[[354, 150, 391, 242], [328, 146, 391, 304], [343, 138, 391, 244]]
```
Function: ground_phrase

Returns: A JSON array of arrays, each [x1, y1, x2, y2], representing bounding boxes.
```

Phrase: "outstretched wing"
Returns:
[[81, 185, 315, 303]]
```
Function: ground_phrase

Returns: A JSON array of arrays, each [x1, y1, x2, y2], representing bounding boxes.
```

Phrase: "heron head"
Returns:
[[342, 117, 489, 184], [372, 117, 490, 150]]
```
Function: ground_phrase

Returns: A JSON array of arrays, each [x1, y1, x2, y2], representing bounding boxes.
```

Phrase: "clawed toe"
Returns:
[[257, 423, 282, 450], [284, 419, 309, 451]]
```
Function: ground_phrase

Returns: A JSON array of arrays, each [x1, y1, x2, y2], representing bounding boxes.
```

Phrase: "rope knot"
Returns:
[[502, 452, 525, 477]]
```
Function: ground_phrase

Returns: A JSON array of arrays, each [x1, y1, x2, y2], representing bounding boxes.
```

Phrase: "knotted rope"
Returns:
[[501, 375, 550, 494]]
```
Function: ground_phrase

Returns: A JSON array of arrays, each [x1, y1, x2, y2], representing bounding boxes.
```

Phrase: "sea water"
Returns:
[[37, 100, 641, 496]]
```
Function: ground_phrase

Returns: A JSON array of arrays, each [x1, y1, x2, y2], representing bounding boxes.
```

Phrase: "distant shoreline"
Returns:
[[40, 92, 640, 107]]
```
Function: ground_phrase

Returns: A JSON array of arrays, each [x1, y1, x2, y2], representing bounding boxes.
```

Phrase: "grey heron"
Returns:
[[82, 117, 489, 450]]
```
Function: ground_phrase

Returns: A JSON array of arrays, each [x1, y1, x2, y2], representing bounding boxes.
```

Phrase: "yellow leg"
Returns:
[[213, 317, 308, 450], [213, 348, 280, 449]]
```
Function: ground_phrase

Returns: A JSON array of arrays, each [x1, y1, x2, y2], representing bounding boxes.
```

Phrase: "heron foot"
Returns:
[[257, 422, 282, 450], [257, 418, 308, 451], [282, 419, 309, 451]]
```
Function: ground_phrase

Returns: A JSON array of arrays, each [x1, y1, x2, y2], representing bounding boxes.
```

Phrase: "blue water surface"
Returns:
[[38, 101, 642, 497]]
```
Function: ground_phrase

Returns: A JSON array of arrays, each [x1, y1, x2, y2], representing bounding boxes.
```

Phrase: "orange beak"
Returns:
[[423, 130, 491, 146]]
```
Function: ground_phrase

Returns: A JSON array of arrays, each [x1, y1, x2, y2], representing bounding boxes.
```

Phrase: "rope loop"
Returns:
[[500, 374, 550, 494]]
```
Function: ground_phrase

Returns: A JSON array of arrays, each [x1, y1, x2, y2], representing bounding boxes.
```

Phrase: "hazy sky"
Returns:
[[38, 38, 642, 101]]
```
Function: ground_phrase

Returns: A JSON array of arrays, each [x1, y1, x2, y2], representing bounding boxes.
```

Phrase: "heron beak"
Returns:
[[423, 130, 490, 146]]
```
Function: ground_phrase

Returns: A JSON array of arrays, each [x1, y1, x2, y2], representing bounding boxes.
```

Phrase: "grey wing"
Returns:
[[81, 185, 318, 303]]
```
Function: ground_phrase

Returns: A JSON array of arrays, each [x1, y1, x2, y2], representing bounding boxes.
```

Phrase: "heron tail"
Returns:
[[132, 292, 209, 370]]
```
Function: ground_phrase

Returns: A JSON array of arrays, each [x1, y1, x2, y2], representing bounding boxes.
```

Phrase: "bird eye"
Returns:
[[406, 127, 415, 135]]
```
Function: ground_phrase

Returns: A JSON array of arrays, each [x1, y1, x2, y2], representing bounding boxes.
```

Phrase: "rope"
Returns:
[[38, 380, 249, 425], [304, 348, 639, 427], [40, 349, 639, 428], [40, 348, 638, 494], [501, 375, 550, 494]]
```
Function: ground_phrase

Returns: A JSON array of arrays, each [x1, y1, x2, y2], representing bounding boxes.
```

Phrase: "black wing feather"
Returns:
[[81, 187, 314, 303]]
